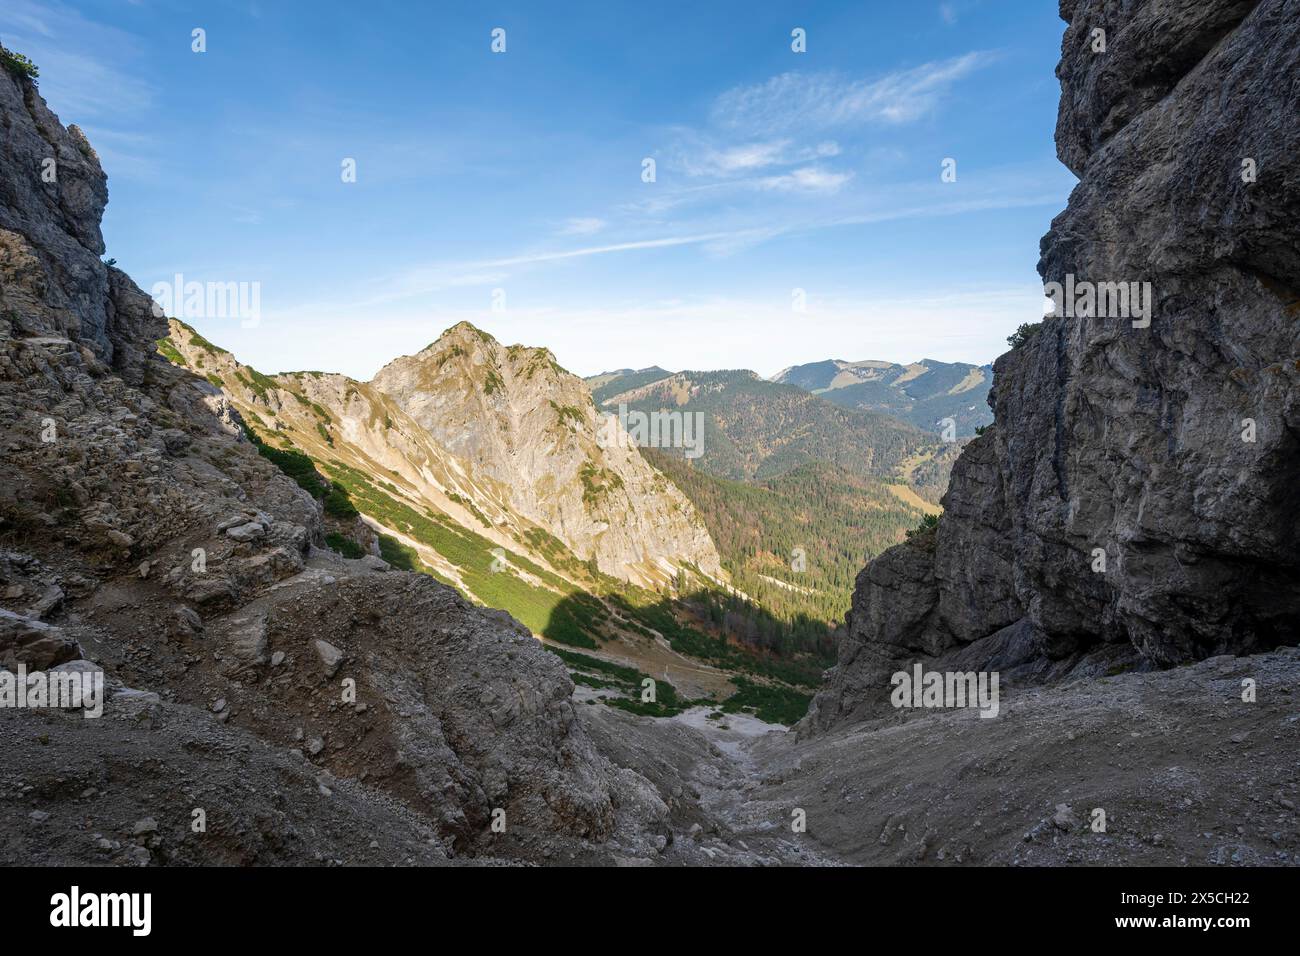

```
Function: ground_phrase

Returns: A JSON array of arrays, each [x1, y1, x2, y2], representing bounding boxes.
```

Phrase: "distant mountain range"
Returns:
[[588, 357, 992, 450], [773, 358, 994, 437], [587, 366, 961, 498], [587, 367, 673, 403]]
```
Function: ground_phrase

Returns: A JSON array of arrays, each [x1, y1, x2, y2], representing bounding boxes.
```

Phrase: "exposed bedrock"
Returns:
[[804, 0, 1300, 734]]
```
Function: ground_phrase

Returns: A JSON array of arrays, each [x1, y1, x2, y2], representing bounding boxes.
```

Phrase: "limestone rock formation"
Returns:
[[371, 322, 723, 587], [805, 0, 1300, 733], [160, 316, 722, 595]]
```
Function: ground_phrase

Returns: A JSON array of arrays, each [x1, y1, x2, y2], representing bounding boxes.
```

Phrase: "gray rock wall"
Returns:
[[0, 67, 165, 382], [805, 0, 1300, 734]]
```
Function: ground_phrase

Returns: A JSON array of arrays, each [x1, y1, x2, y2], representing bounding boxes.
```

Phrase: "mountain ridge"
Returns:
[[774, 357, 995, 437], [597, 367, 961, 499], [368, 321, 724, 588]]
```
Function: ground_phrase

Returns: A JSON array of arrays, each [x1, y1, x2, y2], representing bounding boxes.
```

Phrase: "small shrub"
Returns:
[[238, 422, 328, 497], [325, 532, 365, 559], [720, 677, 812, 726], [376, 533, 417, 572], [1007, 321, 1043, 349], [155, 337, 184, 365], [178, 323, 229, 356], [323, 487, 358, 519], [0, 44, 39, 81], [905, 512, 940, 540]]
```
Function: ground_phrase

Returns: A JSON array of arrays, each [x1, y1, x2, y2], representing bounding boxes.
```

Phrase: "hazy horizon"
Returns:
[[0, 0, 1073, 379]]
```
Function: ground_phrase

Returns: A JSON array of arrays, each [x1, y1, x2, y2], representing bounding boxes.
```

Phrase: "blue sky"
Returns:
[[2, 0, 1075, 379]]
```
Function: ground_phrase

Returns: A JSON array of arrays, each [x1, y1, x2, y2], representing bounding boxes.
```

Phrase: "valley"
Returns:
[[157, 318, 952, 726]]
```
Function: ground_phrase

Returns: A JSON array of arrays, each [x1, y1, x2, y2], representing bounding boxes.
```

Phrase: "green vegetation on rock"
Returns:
[[325, 532, 365, 559], [0, 44, 39, 80]]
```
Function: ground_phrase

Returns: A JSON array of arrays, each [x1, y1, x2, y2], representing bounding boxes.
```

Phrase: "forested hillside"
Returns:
[[645, 450, 934, 656], [603, 369, 950, 487]]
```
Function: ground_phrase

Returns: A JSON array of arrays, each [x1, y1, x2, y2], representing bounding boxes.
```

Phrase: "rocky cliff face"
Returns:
[[161, 322, 555, 574], [805, 0, 1300, 733], [371, 323, 723, 588], [0, 66, 157, 384]]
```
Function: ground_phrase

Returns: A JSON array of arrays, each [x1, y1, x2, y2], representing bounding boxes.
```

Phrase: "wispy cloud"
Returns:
[[557, 217, 607, 237], [754, 166, 853, 193], [271, 230, 756, 321], [711, 52, 996, 132], [0, 0, 157, 182], [645, 52, 997, 221], [0, 0, 154, 121], [275, 159, 1069, 327], [231, 207, 264, 226], [671, 136, 842, 178]]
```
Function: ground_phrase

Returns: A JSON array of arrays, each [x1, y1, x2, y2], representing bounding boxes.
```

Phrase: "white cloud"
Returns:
[[754, 166, 853, 193], [656, 53, 992, 204], [277, 230, 773, 321], [557, 217, 607, 236], [676, 137, 842, 178], [711, 52, 996, 132], [708, 140, 792, 172], [274, 161, 1071, 329]]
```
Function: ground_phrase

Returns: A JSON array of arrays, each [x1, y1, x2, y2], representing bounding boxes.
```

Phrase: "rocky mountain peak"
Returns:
[[420, 319, 497, 354], [370, 326, 723, 587], [389, 320, 572, 401]]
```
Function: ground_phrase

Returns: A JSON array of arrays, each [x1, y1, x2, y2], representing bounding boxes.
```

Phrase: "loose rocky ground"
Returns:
[[747, 650, 1300, 866], [7, 641, 1298, 867], [567, 649, 1300, 867]]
